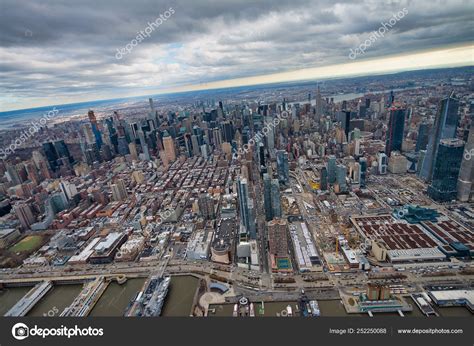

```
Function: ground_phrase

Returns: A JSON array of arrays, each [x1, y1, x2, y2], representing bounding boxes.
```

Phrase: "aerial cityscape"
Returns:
[[1, 66, 473, 319], [0, 0, 473, 344]]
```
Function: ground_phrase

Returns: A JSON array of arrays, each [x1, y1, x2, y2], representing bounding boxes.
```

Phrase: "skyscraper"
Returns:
[[14, 203, 35, 229], [359, 157, 367, 188], [457, 127, 474, 201], [270, 179, 282, 219], [162, 131, 176, 162], [320, 166, 328, 191], [336, 164, 347, 193], [263, 173, 273, 221], [42, 142, 60, 172], [54, 140, 74, 164], [327, 155, 336, 184], [315, 86, 323, 118], [416, 122, 431, 152], [276, 150, 289, 185], [420, 92, 460, 181], [220, 121, 234, 143], [378, 152, 388, 175], [111, 179, 128, 201], [247, 198, 257, 240], [427, 139, 464, 202], [88, 110, 103, 149], [6, 165, 21, 185], [385, 108, 406, 156]]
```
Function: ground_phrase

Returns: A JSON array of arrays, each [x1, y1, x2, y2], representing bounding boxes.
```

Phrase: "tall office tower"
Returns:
[[336, 164, 347, 193], [111, 179, 128, 201], [354, 138, 361, 156], [105, 117, 118, 152], [320, 166, 328, 191], [54, 140, 74, 164], [457, 127, 474, 201], [263, 173, 273, 221], [82, 123, 96, 145], [198, 194, 215, 220], [6, 165, 21, 185], [385, 108, 406, 156], [100, 144, 113, 162], [162, 131, 176, 162], [420, 92, 460, 181], [191, 135, 200, 156], [25, 162, 40, 185], [32, 150, 46, 169], [359, 157, 367, 188], [265, 117, 275, 151], [427, 139, 464, 202], [128, 142, 138, 161], [416, 122, 431, 152], [315, 86, 323, 118], [212, 128, 222, 148], [327, 155, 337, 184], [220, 120, 234, 143], [237, 177, 251, 233], [247, 198, 257, 240], [270, 179, 282, 219], [148, 98, 155, 118], [258, 142, 266, 168], [42, 142, 59, 172], [341, 111, 351, 139], [60, 181, 78, 201], [200, 144, 209, 159], [267, 218, 288, 257], [117, 137, 130, 156], [13, 203, 35, 229], [388, 90, 395, 107], [88, 110, 103, 149], [351, 163, 361, 185], [276, 150, 289, 185], [377, 152, 388, 175], [137, 131, 151, 161]]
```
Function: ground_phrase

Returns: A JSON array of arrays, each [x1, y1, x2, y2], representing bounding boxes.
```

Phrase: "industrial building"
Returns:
[[289, 222, 320, 272], [351, 215, 446, 263], [211, 219, 234, 264]]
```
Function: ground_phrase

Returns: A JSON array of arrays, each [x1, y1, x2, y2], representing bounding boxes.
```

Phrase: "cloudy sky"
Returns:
[[1, 0, 473, 111]]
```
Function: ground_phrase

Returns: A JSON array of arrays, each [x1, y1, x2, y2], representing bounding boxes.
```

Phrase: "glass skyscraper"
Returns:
[[420, 92, 459, 181], [385, 108, 406, 156], [427, 139, 464, 202], [276, 150, 289, 185], [327, 155, 336, 184]]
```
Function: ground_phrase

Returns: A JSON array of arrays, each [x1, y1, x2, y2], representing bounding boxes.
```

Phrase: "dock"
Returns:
[[5, 281, 53, 316], [411, 293, 438, 316], [60, 277, 109, 316]]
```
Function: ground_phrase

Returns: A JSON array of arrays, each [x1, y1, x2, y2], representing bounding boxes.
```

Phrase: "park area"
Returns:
[[9, 235, 43, 253]]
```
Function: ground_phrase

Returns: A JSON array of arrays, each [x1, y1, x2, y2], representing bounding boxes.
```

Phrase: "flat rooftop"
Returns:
[[429, 290, 474, 306], [352, 215, 440, 251], [422, 218, 474, 251]]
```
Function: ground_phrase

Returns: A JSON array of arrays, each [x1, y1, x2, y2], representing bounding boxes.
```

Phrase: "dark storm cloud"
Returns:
[[0, 0, 472, 110]]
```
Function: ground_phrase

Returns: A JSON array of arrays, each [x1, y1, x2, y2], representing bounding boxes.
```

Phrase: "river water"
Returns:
[[1, 280, 471, 317]]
